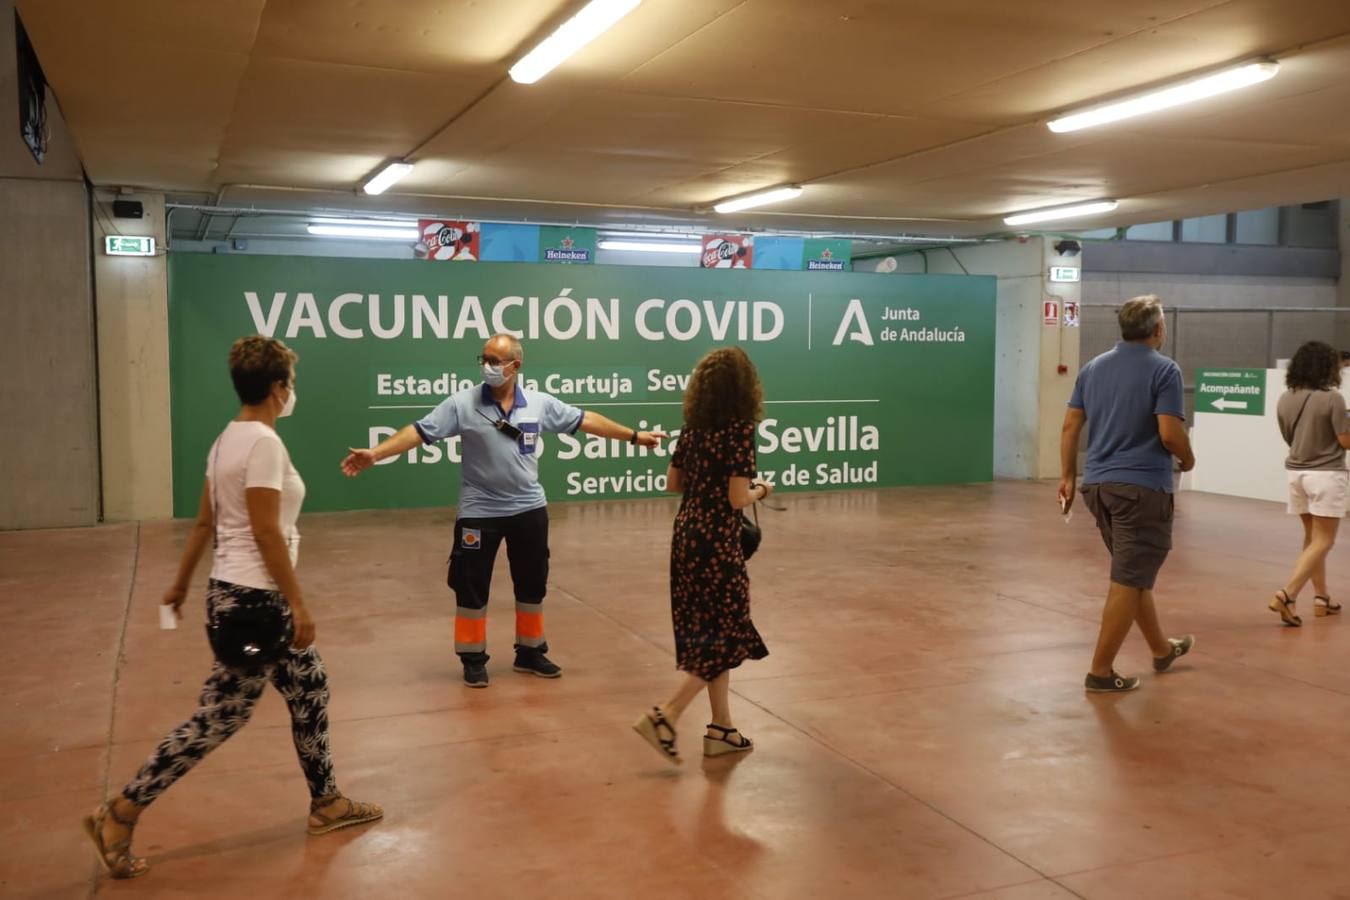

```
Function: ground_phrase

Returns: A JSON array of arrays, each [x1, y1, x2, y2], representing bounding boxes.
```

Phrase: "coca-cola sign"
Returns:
[[700, 234, 754, 269]]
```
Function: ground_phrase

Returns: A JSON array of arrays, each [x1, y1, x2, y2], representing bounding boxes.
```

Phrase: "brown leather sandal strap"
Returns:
[[105, 800, 137, 828]]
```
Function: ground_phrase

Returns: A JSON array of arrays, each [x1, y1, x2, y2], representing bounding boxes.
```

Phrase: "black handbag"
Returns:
[[740, 501, 762, 560], [206, 596, 293, 671], [204, 435, 295, 672]]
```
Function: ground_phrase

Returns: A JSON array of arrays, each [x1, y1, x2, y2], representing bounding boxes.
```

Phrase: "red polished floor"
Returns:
[[3, 481, 1348, 899]]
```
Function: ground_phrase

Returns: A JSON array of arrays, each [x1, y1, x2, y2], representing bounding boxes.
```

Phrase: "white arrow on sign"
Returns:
[[1212, 396, 1249, 411]]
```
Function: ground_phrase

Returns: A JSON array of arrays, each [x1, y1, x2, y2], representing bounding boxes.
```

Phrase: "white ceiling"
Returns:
[[16, 0, 1350, 237]]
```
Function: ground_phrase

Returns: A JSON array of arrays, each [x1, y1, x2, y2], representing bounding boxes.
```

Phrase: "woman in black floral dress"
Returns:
[[633, 347, 772, 764]]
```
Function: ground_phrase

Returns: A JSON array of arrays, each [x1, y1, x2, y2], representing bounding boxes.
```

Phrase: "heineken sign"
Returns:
[[1195, 368, 1265, 415]]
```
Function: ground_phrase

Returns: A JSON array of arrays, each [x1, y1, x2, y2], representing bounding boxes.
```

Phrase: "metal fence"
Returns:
[[1081, 305, 1349, 419]]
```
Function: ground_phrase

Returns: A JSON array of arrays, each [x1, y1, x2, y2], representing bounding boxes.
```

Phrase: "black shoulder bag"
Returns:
[[740, 501, 761, 560], [741, 482, 788, 561], [205, 433, 295, 672]]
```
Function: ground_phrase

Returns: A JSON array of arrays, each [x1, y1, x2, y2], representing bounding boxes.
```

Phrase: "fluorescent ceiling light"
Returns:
[[1003, 200, 1118, 227], [599, 239, 701, 253], [1047, 61, 1279, 133], [509, 0, 642, 84], [713, 185, 803, 214], [598, 230, 700, 240], [310, 217, 417, 229], [362, 161, 414, 195], [307, 224, 420, 240]]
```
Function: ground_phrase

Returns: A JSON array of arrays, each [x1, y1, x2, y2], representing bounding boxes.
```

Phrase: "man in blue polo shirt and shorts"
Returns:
[[1058, 295, 1197, 693], [341, 334, 665, 687]]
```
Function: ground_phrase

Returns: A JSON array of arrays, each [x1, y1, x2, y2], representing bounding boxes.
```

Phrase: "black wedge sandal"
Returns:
[[1270, 589, 1302, 627], [632, 707, 681, 765], [703, 723, 754, 758], [1315, 595, 1341, 618]]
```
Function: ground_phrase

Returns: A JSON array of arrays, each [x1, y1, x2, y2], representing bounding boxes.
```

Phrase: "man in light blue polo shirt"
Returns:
[[1058, 294, 1197, 693], [341, 334, 665, 687]]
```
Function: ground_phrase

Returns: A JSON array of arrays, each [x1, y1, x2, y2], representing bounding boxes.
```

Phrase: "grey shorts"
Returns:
[[1081, 483, 1174, 590]]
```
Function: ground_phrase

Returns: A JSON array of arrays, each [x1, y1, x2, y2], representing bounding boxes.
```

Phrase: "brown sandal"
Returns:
[[1270, 590, 1302, 627], [82, 801, 149, 879], [1315, 596, 1341, 617], [307, 794, 384, 836]]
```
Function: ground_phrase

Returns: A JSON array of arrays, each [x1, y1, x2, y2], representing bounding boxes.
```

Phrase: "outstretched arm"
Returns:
[[578, 410, 667, 448], [341, 425, 424, 476]]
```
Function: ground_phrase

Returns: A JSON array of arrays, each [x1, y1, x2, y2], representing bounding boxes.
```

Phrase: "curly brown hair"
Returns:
[[682, 346, 763, 430], [229, 334, 297, 405], [1285, 340, 1341, 391]]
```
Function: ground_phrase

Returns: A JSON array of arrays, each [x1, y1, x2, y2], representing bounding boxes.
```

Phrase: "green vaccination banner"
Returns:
[[167, 254, 996, 516]]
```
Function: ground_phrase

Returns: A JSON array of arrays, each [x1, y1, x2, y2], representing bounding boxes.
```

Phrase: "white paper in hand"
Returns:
[[159, 604, 179, 630]]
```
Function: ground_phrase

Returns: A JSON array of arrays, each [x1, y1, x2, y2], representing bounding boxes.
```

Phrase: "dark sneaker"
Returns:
[[513, 652, 562, 679], [1153, 634, 1196, 673], [1085, 671, 1140, 693], [463, 662, 489, 688]]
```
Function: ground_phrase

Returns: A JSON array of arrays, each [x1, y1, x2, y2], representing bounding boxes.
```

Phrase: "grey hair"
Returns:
[[487, 333, 523, 362], [1118, 295, 1163, 341]]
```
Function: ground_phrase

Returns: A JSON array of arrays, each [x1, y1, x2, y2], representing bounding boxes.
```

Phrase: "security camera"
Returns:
[[1054, 239, 1082, 257]]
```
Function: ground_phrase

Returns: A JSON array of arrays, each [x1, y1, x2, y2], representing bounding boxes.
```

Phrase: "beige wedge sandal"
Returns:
[[703, 724, 754, 758], [632, 707, 682, 765]]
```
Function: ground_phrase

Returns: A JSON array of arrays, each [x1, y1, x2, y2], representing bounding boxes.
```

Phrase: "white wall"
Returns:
[[1189, 371, 1350, 504], [0, 1, 98, 529]]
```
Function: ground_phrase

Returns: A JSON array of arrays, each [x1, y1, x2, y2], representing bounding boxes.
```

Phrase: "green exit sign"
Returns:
[[105, 235, 155, 256]]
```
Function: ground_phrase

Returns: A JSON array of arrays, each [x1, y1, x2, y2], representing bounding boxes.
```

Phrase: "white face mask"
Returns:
[[482, 362, 509, 387], [279, 386, 296, 418]]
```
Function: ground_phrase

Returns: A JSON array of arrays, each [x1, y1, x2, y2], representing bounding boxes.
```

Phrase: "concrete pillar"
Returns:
[[1037, 240, 1083, 478], [94, 190, 173, 520]]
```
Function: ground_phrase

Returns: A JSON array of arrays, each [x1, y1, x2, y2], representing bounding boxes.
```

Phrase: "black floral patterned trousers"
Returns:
[[121, 580, 338, 807]]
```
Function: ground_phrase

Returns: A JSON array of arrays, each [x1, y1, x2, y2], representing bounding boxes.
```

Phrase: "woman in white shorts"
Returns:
[[1270, 341, 1350, 626]]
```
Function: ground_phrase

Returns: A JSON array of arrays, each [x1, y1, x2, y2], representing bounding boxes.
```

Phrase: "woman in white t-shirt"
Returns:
[[83, 336, 381, 880]]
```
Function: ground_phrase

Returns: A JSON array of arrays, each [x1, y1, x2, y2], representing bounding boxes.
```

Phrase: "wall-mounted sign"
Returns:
[[804, 238, 850, 271], [1049, 266, 1080, 283], [166, 255, 998, 516], [1043, 299, 1060, 325], [417, 220, 480, 261], [701, 234, 753, 269], [1195, 368, 1266, 416], [1063, 300, 1080, 327], [540, 226, 596, 264], [105, 235, 155, 256]]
